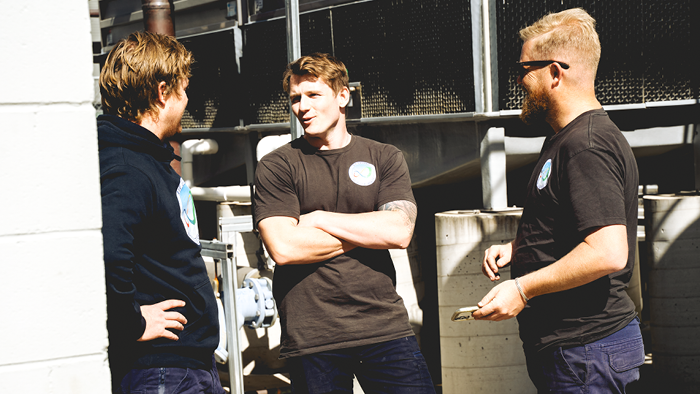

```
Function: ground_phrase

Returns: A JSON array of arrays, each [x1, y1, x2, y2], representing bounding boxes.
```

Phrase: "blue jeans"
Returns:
[[119, 356, 224, 394], [525, 318, 645, 394], [288, 336, 436, 394]]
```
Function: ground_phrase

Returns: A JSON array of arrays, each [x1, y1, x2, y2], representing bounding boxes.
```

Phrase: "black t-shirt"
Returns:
[[512, 109, 639, 352], [254, 135, 416, 358]]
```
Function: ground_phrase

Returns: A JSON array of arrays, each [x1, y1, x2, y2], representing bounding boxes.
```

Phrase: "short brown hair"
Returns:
[[100, 31, 193, 123], [519, 8, 600, 76], [282, 53, 349, 95]]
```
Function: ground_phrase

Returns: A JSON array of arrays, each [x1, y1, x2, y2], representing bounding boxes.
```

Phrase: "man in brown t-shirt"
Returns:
[[254, 53, 435, 394]]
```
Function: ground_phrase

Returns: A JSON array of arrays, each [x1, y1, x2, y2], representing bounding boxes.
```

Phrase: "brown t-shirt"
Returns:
[[254, 135, 416, 358]]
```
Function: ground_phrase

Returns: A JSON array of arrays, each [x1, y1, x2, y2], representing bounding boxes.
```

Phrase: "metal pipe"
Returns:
[[141, 0, 175, 36], [481, 0, 493, 113], [285, 0, 302, 140], [480, 127, 507, 210], [190, 186, 251, 202], [181, 139, 219, 187]]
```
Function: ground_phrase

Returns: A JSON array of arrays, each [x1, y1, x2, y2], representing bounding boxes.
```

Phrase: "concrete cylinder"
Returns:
[[644, 194, 700, 391], [435, 209, 535, 393]]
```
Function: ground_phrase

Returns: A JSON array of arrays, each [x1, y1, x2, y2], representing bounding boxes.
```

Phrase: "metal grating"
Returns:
[[182, 1, 695, 126], [497, 0, 697, 111], [240, 19, 290, 124], [642, 0, 694, 102], [180, 29, 242, 128], [591, 0, 644, 105], [241, 0, 475, 124]]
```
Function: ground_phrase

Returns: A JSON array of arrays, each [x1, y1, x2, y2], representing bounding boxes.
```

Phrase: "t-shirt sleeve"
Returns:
[[254, 154, 301, 227], [376, 148, 416, 208], [565, 148, 627, 233], [101, 165, 152, 341]]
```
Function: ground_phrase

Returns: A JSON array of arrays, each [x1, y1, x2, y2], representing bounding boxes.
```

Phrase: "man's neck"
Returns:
[[548, 93, 601, 134], [304, 125, 351, 150], [138, 113, 167, 141]]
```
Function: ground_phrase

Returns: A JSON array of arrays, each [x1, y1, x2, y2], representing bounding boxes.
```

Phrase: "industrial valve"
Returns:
[[235, 277, 276, 329]]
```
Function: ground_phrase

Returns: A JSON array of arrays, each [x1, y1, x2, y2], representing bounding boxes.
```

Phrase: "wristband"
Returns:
[[515, 277, 530, 303]]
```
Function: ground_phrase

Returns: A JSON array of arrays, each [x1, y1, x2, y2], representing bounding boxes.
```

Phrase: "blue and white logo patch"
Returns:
[[176, 178, 200, 244], [536, 159, 552, 190], [348, 161, 376, 186]]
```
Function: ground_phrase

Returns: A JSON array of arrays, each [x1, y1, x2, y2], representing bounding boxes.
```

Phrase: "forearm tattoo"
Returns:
[[378, 200, 418, 231]]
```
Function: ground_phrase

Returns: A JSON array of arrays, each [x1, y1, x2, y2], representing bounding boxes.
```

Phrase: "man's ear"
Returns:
[[156, 81, 168, 108], [550, 64, 562, 88], [337, 86, 350, 108]]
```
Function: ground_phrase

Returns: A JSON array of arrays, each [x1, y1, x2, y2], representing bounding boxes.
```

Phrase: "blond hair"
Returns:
[[100, 31, 193, 123], [282, 53, 349, 96], [520, 8, 600, 76]]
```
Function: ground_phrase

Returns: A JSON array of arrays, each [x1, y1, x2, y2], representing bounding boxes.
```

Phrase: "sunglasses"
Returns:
[[515, 60, 570, 77]]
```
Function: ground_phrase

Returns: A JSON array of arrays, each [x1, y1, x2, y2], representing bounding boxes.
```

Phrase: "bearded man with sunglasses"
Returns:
[[473, 8, 643, 393]]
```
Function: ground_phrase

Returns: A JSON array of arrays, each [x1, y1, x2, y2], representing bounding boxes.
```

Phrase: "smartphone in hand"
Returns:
[[451, 306, 479, 321]]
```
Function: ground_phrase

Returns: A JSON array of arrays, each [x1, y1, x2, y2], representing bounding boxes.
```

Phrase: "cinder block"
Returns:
[[648, 267, 700, 298], [441, 365, 535, 394], [653, 354, 700, 389], [650, 325, 700, 356], [439, 335, 526, 369], [0, 105, 101, 236], [435, 210, 521, 247], [0, 354, 111, 394], [648, 239, 700, 270], [436, 272, 509, 307], [0, 231, 108, 365], [649, 296, 700, 326], [644, 195, 700, 241], [436, 242, 514, 277], [0, 2, 93, 104]]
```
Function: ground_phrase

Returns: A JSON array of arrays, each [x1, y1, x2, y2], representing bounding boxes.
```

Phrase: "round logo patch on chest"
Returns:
[[348, 161, 377, 186], [177, 178, 200, 244], [537, 159, 552, 190]]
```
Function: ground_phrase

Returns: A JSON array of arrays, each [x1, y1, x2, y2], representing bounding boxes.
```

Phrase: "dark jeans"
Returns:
[[119, 356, 224, 394], [288, 336, 436, 394], [525, 318, 645, 394]]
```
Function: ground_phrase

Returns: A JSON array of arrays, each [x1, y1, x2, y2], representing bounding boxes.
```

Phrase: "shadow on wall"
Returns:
[[433, 209, 535, 393], [412, 178, 484, 389], [642, 193, 700, 393]]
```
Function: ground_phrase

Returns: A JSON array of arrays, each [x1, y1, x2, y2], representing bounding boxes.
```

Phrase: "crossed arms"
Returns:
[[257, 200, 418, 265]]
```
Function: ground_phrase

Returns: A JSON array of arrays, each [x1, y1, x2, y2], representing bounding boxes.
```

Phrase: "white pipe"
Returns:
[[256, 134, 292, 161], [181, 139, 219, 187], [190, 186, 251, 202]]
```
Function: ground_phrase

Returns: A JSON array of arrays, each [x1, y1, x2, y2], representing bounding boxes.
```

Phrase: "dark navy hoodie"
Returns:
[[97, 114, 218, 387]]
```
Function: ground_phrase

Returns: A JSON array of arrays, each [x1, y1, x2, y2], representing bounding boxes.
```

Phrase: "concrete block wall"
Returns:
[[0, 1, 111, 393]]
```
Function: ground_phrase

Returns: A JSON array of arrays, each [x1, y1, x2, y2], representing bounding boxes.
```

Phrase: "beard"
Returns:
[[520, 85, 550, 126]]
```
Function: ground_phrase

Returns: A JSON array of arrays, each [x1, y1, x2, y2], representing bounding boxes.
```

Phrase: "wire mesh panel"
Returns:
[[496, 0, 553, 110], [241, 0, 475, 124], [642, 0, 695, 102], [332, 0, 475, 118], [591, 0, 644, 105], [180, 29, 242, 128], [497, 0, 696, 111], [240, 19, 290, 125]]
